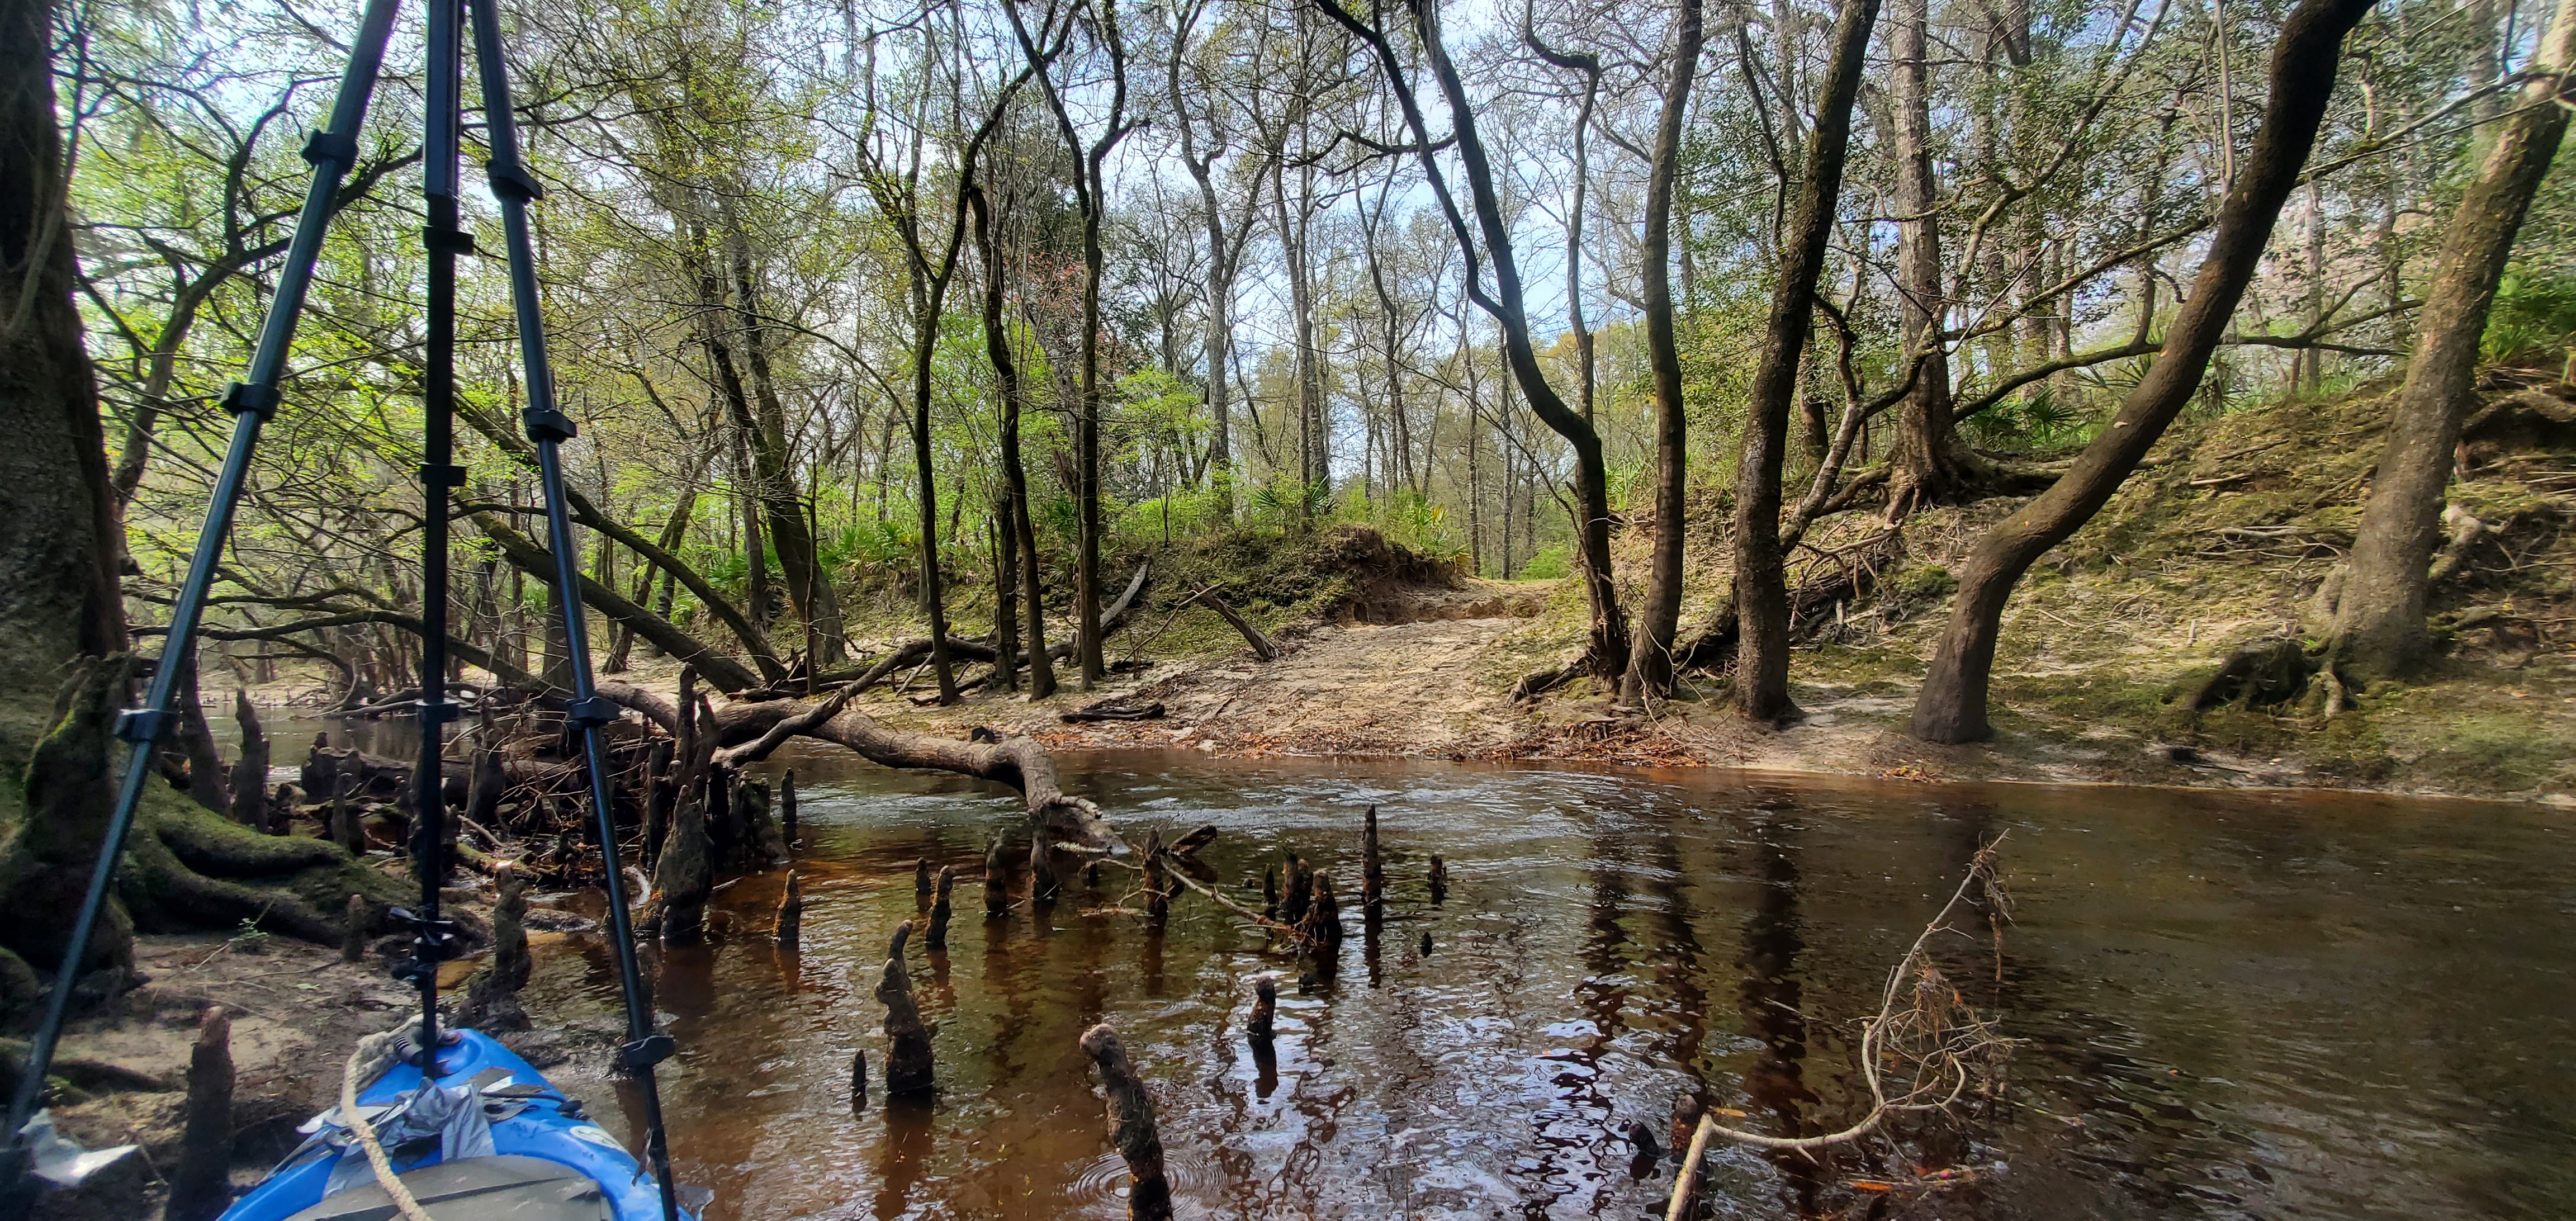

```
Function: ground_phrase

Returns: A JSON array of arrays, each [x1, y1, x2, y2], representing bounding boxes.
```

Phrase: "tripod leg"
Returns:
[[0, 0, 404, 1198], [463, 2, 683, 1217], [406, 0, 467, 1079]]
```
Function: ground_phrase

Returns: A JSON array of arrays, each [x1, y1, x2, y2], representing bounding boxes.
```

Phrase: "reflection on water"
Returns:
[[496, 747, 2572, 1220]]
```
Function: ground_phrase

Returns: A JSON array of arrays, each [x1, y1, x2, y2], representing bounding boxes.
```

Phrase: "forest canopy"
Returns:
[[54, 0, 2576, 726]]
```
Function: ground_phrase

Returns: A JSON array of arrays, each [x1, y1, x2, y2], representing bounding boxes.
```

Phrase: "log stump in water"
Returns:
[[163, 1008, 233, 1221], [877, 921, 934, 1096], [1262, 867, 1278, 917], [849, 1048, 868, 1112], [1079, 1024, 1172, 1221], [984, 835, 1009, 917], [915, 858, 932, 898], [1427, 854, 1448, 905], [926, 868, 955, 950], [1361, 806, 1384, 905], [775, 872, 803, 949]]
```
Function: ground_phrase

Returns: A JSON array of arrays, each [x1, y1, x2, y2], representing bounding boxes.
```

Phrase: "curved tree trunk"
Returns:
[[1731, 0, 1883, 722], [1622, 0, 1706, 704], [1909, 0, 2379, 743], [2328, 0, 2575, 682]]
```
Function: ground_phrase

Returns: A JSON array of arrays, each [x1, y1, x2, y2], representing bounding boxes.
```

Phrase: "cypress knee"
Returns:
[[1247, 976, 1276, 1047], [341, 894, 368, 964], [1079, 1024, 1172, 1221], [643, 739, 675, 868], [1142, 830, 1168, 920], [1361, 805, 1384, 905], [775, 872, 803, 949], [915, 858, 932, 897], [463, 864, 531, 1031], [877, 922, 934, 1096], [984, 834, 1009, 916], [849, 1048, 868, 1112], [1305, 873, 1343, 954], [780, 768, 798, 847], [925, 867, 955, 950], [1030, 837, 1059, 903], [1262, 866, 1278, 917], [330, 773, 361, 854], [1427, 854, 1448, 905], [1278, 853, 1309, 927], [163, 1008, 233, 1221], [226, 689, 269, 828], [653, 787, 714, 946]]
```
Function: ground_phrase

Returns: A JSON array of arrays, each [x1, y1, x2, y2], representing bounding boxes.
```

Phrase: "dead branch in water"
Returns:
[[1666, 835, 2015, 1220]]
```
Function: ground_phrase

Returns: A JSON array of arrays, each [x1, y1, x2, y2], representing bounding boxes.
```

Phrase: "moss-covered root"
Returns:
[[4, 655, 407, 978], [118, 797, 407, 944], [0, 656, 137, 978]]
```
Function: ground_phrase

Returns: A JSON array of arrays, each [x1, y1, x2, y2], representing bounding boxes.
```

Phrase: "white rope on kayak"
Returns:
[[340, 1039, 436, 1221]]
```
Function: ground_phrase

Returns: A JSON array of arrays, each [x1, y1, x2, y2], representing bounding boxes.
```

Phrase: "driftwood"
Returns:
[[1667, 840, 2014, 1219], [1060, 700, 1166, 723], [774, 873, 802, 949], [877, 922, 934, 1096], [1079, 1024, 1172, 1221], [163, 1009, 234, 1221], [1183, 586, 1277, 660]]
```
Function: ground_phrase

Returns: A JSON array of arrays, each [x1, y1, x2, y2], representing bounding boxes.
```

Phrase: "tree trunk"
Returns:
[[972, 183, 1057, 699], [1622, 0, 1706, 704], [1887, 0, 1970, 512], [1732, 0, 1882, 722], [2328, 0, 2574, 682], [723, 219, 847, 665], [1326, 0, 1630, 672], [1910, 0, 2379, 743], [0, 0, 126, 733]]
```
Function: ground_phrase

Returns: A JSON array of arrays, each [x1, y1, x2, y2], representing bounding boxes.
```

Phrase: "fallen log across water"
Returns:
[[597, 678, 1116, 854]]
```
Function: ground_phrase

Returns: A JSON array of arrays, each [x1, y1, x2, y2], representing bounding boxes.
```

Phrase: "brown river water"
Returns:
[[297, 720, 2576, 1219]]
